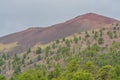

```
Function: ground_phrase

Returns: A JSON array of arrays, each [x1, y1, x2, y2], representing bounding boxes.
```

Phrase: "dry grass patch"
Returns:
[[0, 42, 17, 52]]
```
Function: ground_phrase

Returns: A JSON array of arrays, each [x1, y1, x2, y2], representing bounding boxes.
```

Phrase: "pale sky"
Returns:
[[0, 0, 120, 37]]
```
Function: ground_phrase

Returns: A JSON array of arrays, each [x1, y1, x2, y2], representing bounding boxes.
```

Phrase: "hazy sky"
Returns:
[[0, 0, 120, 37]]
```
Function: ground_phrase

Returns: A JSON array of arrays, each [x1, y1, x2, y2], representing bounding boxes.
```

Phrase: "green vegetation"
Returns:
[[0, 75, 6, 80], [5, 50, 120, 80], [98, 37, 104, 44], [74, 36, 79, 43], [85, 31, 90, 38], [27, 48, 31, 54], [36, 47, 42, 54], [107, 31, 113, 39], [0, 25, 120, 80]]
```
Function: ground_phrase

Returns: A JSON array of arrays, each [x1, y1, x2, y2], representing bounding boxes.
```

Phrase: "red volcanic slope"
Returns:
[[0, 13, 118, 54]]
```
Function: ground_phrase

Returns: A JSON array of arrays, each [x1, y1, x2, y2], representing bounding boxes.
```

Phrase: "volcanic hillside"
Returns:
[[0, 13, 118, 54]]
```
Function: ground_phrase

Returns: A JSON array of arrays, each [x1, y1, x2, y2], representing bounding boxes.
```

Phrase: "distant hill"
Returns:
[[0, 13, 120, 79], [0, 13, 118, 54]]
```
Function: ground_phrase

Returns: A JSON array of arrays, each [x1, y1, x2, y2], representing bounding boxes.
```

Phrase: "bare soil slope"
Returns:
[[0, 13, 118, 54]]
